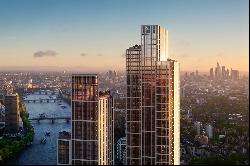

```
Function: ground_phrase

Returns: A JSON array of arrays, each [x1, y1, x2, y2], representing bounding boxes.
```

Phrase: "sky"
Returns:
[[0, 0, 249, 72]]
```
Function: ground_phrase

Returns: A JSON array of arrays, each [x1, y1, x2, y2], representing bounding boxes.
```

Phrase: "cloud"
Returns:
[[33, 50, 57, 58], [80, 53, 87, 56], [97, 53, 103, 56]]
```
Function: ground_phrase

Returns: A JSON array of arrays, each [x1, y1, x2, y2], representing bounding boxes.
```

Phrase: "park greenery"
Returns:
[[0, 104, 34, 162], [181, 94, 249, 165], [189, 153, 247, 165]]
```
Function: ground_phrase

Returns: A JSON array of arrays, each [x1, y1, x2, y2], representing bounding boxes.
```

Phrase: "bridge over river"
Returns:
[[29, 116, 71, 124], [23, 98, 63, 103], [9, 89, 71, 165]]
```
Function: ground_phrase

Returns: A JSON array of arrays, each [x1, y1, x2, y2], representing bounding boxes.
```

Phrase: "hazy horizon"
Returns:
[[0, 65, 248, 75]]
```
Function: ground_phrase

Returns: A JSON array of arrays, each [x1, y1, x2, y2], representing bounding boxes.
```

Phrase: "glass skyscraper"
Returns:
[[70, 74, 114, 165], [98, 91, 114, 165], [126, 25, 180, 165], [71, 74, 99, 165]]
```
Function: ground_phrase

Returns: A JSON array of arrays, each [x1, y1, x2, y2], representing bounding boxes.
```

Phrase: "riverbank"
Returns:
[[61, 94, 71, 106], [0, 104, 34, 163], [12, 93, 71, 165]]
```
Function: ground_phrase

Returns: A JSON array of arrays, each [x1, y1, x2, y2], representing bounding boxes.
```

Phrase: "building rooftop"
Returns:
[[128, 44, 141, 50], [5, 93, 18, 97], [99, 90, 111, 97], [72, 73, 98, 76], [58, 131, 71, 140]]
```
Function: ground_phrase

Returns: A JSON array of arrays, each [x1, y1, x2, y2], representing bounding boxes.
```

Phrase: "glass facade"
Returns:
[[126, 25, 180, 165], [4, 93, 20, 133], [58, 140, 70, 164], [98, 92, 114, 165], [126, 45, 142, 165], [71, 74, 99, 165], [57, 131, 71, 165]]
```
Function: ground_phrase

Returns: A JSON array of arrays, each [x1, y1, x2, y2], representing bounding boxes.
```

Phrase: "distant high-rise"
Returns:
[[205, 124, 213, 139], [0, 93, 4, 105], [231, 69, 240, 81], [209, 63, 236, 80], [180, 86, 185, 98], [184, 72, 188, 78], [0, 103, 5, 125], [226, 69, 230, 79], [190, 72, 195, 77], [194, 121, 202, 135], [126, 25, 180, 165], [4, 93, 20, 133], [98, 91, 114, 165], [210, 68, 214, 79], [71, 74, 99, 165], [222, 66, 226, 79], [215, 62, 222, 80], [196, 70, 199, 77]]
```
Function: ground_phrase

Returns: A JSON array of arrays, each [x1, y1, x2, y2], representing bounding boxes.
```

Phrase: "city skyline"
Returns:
[[0, 0, 249, 72], [0, 0, 248, 165]]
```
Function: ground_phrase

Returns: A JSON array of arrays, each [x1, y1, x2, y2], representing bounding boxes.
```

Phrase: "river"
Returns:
[[10, 92, 71, 165]]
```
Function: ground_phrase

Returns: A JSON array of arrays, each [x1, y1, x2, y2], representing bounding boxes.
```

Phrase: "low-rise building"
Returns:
[[116, 137, 126, 164], [57, 130, 71, 165], [0, 103, 5, 124]]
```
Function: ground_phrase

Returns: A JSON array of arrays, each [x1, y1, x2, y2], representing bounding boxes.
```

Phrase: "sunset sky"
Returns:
[[0, 0, 248, 72]]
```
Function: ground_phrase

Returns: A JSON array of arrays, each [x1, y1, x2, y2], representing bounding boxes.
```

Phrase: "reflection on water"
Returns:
[[11, 94, 71, 165]]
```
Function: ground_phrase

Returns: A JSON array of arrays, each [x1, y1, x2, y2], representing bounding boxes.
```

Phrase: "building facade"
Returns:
[[0, 103, 5, 124], [57, 131, 72, 165], [71, 74, 99, 165], [126, 25, 180, 165], [194, 121, 202, 136], [210, 68, 214, 79], [98, 91, 114, 165], [126, 44, 142, 165], [231, 69, 239, 80], [0, 94, 4, 105], [116, 137, 126, 165], [205, 124, 213, 139], [4, 93, 20, 133], [70, 74, 114, 165]]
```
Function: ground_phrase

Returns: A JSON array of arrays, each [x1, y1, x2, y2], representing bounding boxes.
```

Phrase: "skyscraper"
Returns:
[[215, 62, 222, 80], [4, 93, 20, 133], [210, 68, 214, 79], [196, 70, 199, 77], [231, 69, 240, 81], [70, 74, 114, 165], [126, 25, 180, 165], [98, 91, 114, 165], [222, 66, 226, 79], [126, 44, 142, 165], [226, 69, 230, 79], [71, 74, 99, 165], [205, 124, 213, 139], [0, 103, 5, 124], [57, 130, 72, 165]]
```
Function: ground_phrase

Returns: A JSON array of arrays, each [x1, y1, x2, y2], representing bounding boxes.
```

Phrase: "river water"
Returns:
[[10, 93, 71, 165]]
